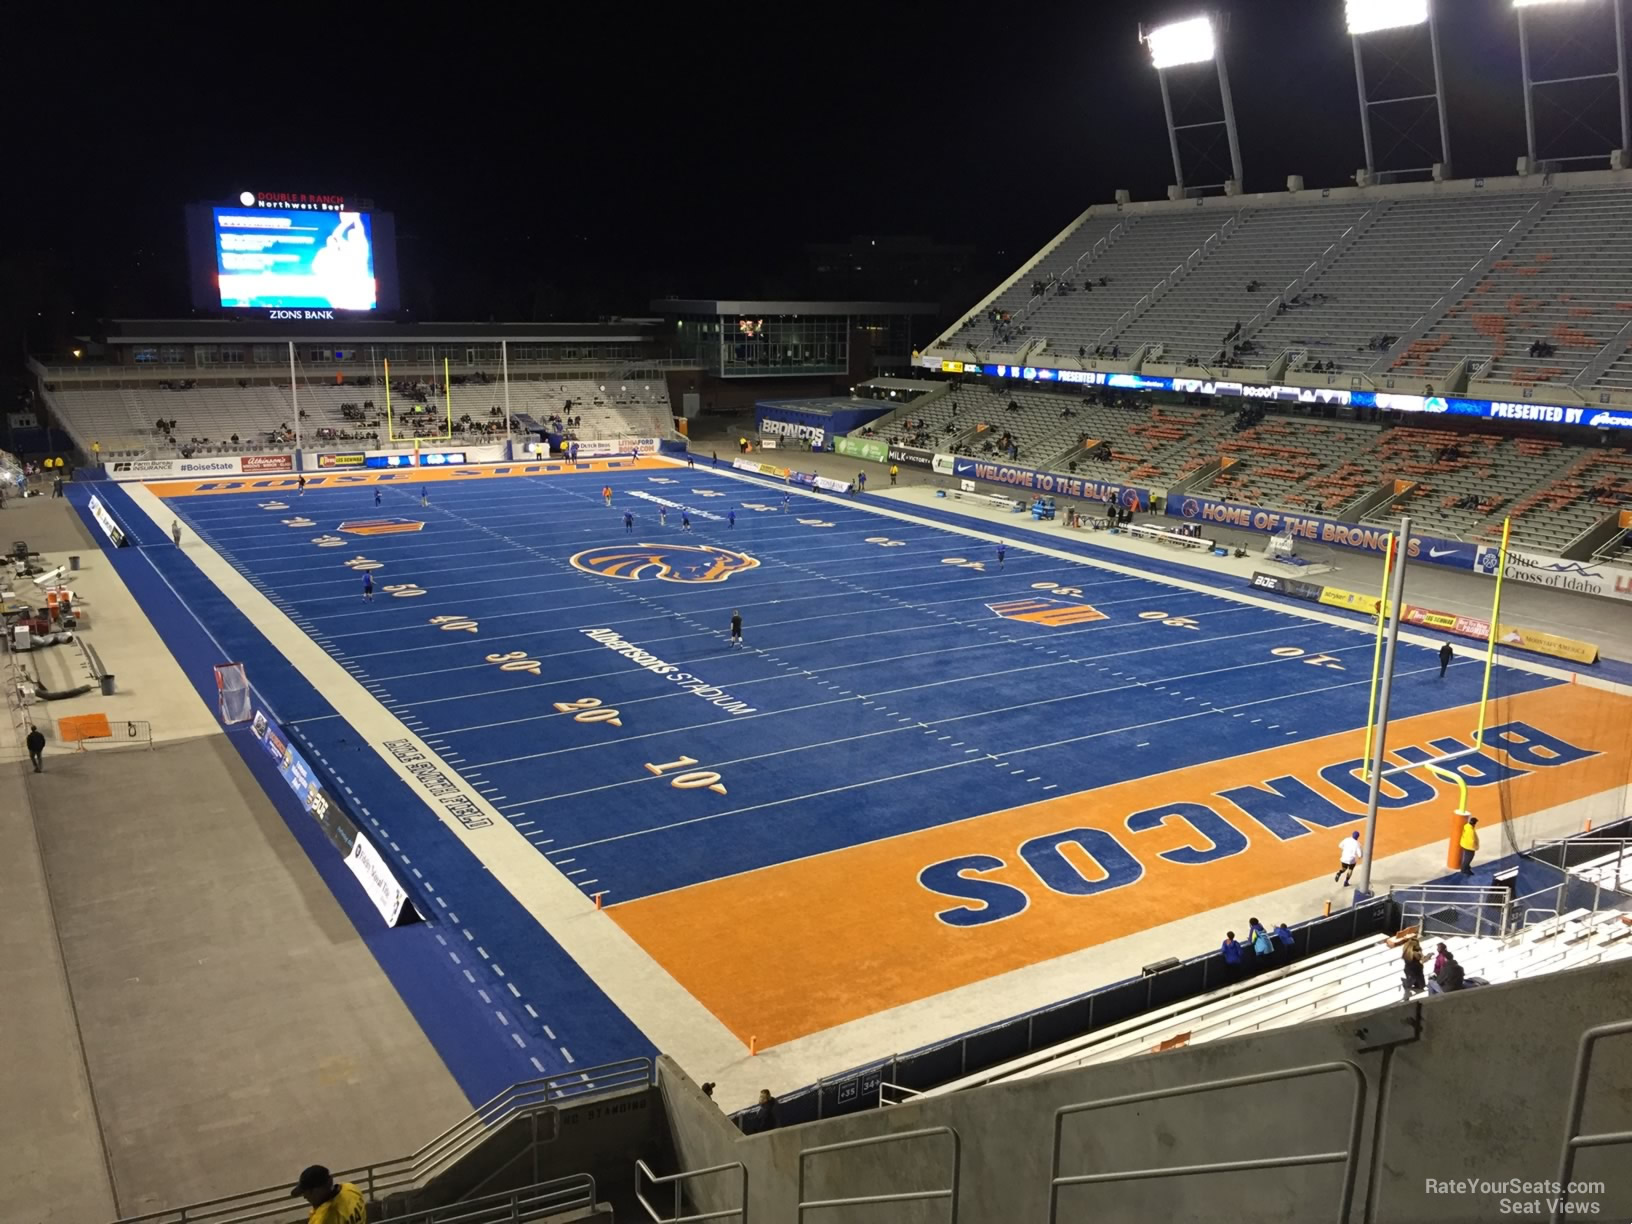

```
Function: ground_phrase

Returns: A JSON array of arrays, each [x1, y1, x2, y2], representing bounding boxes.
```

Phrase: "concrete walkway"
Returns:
[[2, 497, 467, 1220]]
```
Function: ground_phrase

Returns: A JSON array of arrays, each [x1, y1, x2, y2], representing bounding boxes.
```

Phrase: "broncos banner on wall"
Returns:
[[950, 458, 1150, 511], [1169, 494, 1475, 566]]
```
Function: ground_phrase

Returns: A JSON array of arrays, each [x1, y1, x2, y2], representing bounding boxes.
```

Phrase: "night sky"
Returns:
[[4, 0, 1614, 360]]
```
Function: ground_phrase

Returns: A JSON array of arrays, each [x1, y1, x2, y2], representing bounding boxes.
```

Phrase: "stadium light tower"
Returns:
[[1139, 13, 1245, 195], [1346, 0, 1454, 182], [1514, 0, 1631, 168]]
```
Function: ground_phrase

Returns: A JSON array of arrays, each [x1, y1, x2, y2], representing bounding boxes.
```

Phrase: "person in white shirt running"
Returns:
[[1335, 830, 1363, 886]]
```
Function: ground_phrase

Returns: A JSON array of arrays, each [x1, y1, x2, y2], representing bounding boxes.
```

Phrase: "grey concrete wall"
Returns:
[[659, 956, 1632, 1223], [404, 1087, 668, 1215]]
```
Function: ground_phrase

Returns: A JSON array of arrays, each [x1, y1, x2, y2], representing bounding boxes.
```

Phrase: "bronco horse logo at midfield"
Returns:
[[570, 543, 760, 584]]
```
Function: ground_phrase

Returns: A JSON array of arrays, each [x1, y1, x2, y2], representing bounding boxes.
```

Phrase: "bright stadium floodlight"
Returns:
[[1513, 0, 1593, 7], [1349, 0, 1453, 180], [1139, 12, 1244, 194], [1346, 0, 1429, 34], [1143, 15, 1216, 69]]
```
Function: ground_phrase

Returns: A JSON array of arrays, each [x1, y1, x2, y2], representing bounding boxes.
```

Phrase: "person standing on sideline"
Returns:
[[781, 493, 790, 512], [171, 520, 182, 546], [1220, 931, 1243, 975], [26, 724, 45, 773], [712, 450, 719, 467], [362, 571, 374, 602], [420, 486, 429, 507], [624, 510, 634, 533], [1439, 641, 1453, 678], [889, 463, 899, 486], [374, 487, 382, 507], [996, 543, 1006, 570], [750, 1089, 778, 1134], [687, 453, 696, 469], [1458, 816, 1480, 877], [602, 485, 612, 507], [298, 474, 307, 496], [1249, 917, 1274, 962], [681, 512, 692, 533], [659, 507, 668, 527], [290, 1165, 366, 1224], [727, 508, 736, 529], [1336, 830, 1362, 886], [730, 609, 743, 647]]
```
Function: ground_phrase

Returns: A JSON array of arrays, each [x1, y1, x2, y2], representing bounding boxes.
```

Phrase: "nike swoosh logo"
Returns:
[[1428, 548, 1460, 558]]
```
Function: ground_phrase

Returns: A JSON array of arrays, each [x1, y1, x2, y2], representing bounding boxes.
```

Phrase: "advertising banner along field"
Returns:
[[1251, 573, 1599, 665]]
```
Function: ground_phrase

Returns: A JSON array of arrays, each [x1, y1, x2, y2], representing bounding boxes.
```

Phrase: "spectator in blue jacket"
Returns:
[[1221, 931, 1243, 972]]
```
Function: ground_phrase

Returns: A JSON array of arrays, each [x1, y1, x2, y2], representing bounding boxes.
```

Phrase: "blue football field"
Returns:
[[150, 459, 1599, 1054]]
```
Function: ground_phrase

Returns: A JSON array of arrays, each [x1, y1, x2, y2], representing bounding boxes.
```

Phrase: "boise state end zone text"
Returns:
[[383, 739, 492, 829], [918, 721, 1590, 927]]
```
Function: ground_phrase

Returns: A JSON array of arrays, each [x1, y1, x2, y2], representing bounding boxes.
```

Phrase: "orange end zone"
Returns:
[[144, 456, 673, 498], [610, 682, 1632, 1047]]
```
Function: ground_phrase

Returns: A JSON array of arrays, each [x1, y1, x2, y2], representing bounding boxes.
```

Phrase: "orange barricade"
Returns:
[[58, 713, 113, 749]]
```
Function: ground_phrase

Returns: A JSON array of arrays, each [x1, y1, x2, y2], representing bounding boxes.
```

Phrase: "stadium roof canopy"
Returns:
[[651, 299, 938, 317], [94, 318, 664, 345]]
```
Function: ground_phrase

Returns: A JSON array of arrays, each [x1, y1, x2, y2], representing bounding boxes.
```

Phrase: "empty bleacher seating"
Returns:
[[921, 912, 1632, 1095], [928, 176, 1632, 393], [43, 377, 675, 459]]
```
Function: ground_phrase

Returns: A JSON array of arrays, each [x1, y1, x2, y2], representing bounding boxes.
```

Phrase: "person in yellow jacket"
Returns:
[[1458, 817, 1480, 878], [889, 464, 899, 485], [291, 1165, 366, 1224]]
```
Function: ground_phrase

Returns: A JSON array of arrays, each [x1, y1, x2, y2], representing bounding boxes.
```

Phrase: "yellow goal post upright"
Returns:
[[1355, 517, 1513, 892], [382, 356, 455, 449]]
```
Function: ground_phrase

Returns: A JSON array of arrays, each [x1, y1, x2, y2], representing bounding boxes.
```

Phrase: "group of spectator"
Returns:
[[1231, 402, 1268, 433], [1526, 338, 1558, 359], [1220, 917, 1297, 972], [1389, 933, 1478, 999]]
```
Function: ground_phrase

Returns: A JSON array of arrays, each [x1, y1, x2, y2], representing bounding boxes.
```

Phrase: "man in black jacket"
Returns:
[[26, 724, 46, 772], [1429, 950, 1465, 994]]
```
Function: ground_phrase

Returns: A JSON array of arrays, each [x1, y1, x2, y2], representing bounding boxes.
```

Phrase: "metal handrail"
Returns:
[[1391, 883, 1512, 937], [634, 1158, 746, 1223], [797, 1128, 960, 1221], [114, 1058, 652, 1224], [1048, 1061, 1367, 1223], [1551, 1019, 1632, 1223], [385, 1174, 598, 1224], [879, 1081, 922, 1107]]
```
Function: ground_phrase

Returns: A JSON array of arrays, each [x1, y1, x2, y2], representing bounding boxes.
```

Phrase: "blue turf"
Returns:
[[163, 467, 1558, 909]]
